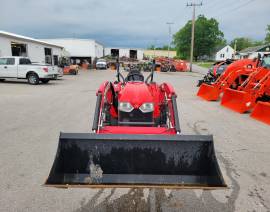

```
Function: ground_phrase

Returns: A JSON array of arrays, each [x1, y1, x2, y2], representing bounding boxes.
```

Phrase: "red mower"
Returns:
[[45, 61, 226, 189]]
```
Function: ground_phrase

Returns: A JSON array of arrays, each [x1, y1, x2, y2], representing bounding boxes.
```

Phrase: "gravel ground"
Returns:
[[0, 69, 269, 212]]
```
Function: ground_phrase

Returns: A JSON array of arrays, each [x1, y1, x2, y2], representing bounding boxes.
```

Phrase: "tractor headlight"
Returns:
[[119, 102, 134, 113], [139, 103, 154, 113]]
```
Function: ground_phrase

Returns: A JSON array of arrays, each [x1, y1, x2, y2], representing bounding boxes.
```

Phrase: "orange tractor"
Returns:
[[221, 54, 270, 125], [63, 65, 79, 75], [155, 57, 188, 72], [197, 59, 258, 101], [197, 60, 235, 87], [173, 59, 188, 72]]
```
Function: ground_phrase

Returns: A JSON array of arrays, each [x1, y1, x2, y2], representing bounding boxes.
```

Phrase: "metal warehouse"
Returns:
[[43, 38, 104, 65], [105, 47, 144, 60], [0, 31, 63, 66]]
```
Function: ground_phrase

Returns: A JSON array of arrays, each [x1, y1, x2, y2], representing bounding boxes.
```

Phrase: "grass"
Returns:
[[194, 61, 213, 69]]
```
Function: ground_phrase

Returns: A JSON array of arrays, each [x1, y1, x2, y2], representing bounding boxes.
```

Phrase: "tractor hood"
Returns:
[[118, 82, 153, 108]]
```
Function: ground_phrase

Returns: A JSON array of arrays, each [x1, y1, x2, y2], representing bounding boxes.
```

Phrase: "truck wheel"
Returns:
[[41, 79, 50, 84], [27, 73, 39, 85]]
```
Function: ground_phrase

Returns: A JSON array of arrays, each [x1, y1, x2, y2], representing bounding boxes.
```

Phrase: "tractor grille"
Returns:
[[119, 109, 153, 126]]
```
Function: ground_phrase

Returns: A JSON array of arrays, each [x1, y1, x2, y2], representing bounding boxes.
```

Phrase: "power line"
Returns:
[[202, 0, 237, 12], [228, 0, 256, 13], [211, 0, 256, 18]]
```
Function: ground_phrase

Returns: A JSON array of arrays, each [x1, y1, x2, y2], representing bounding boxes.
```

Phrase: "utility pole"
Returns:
[[166, 22, 174, 58], [187, 2, 202, 72], [154, 38, 157, 58], [233, 39, 238, 59]]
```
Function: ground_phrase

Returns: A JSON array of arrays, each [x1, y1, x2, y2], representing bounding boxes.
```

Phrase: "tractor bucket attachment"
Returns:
[[45, 133, 226, 189], [251, 101, 270, 125], [221, 88, 251, 113], [197, 83, 220, 101]]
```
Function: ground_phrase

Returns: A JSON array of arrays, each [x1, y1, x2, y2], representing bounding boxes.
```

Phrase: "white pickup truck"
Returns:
[[0, 56, 59, 85]]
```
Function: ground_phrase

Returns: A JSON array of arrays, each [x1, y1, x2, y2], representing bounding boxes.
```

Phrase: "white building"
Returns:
[[215, 45, 235, 61], [43, 38, 104, 64], [236, 44, 270, 59], [105, 47, 144, 60], [0, 31, 63, 66]]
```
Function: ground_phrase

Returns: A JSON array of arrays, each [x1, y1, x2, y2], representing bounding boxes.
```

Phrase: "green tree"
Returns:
[[265, 25, 270, 43], [253, 40, 264, 46], [173, 15, 225, 60], [230, 37, 253, 51], [148, 45, 176, 51], [147, 45, 156, 50], [230, 37, 265, 51]]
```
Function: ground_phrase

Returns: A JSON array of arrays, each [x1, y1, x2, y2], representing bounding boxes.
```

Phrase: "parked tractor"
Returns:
[[197, 60, 235, 87], [221, 54, 270, 125], [197, 59, 258, 101], [45, 61, 226, 188]]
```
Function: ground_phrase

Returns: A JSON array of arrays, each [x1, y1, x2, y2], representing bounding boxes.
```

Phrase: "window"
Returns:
[[7, 58, 15, 65], [220, 54, 225, 58], [19, 58, 31, 65], [44, 48, 52, 64], [53, 55, 59, 66], [262, 56, 270, 68], [11, 42, 27, 56], [0, 58, 7, 65], [0, 58, 15, 65]]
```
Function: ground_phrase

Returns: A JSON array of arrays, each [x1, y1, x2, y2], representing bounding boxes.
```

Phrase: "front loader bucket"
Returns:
[[251, 101, 270, 125], [197, 83, 220, 101], [221, 88, 251, 113], [45, 133, 226, 189]]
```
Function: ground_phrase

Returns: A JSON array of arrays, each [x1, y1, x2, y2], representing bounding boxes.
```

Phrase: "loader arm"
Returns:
[[221, 68, 270, 113], [197, 59, 256, 101]]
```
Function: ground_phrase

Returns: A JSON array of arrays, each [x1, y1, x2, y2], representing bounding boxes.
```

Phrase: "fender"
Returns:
[[160, 83, 176, 98]]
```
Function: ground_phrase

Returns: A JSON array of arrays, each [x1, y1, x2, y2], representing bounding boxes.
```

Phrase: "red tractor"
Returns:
[[46, 62, 226, 188]]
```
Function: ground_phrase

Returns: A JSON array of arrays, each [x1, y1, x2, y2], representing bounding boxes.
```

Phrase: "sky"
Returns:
[[0, 0, 269, 48]]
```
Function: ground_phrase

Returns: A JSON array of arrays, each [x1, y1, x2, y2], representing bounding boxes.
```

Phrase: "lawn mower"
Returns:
[[45, 61, 226, 188]]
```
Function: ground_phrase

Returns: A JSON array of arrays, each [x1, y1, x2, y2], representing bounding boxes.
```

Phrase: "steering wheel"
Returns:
[[125, 72, 144, 82]]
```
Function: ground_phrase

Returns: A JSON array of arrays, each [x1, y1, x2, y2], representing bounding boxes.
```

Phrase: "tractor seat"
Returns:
[[126, 70, 144, 82]]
